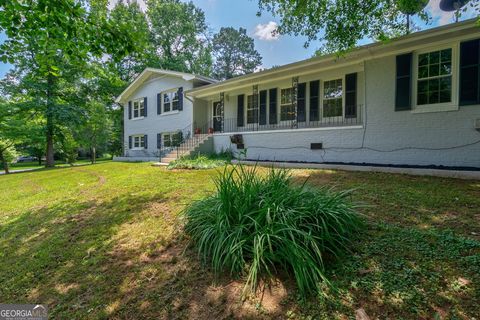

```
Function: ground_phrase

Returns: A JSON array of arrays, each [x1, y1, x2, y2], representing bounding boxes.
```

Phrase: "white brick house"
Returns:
[[115, 19, 480, 168]]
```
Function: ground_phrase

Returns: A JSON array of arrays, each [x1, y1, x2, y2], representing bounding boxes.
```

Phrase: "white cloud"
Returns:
[[253, 21, 280, 41], [425, 0, 477, 26]]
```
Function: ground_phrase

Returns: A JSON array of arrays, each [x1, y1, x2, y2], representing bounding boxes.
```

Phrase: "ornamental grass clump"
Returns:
[[184, 164, 363, 297]]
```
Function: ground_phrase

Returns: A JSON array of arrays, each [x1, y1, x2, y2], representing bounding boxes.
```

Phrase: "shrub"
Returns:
[[167, 150, 233, 170], [184, 164, 363, 298]]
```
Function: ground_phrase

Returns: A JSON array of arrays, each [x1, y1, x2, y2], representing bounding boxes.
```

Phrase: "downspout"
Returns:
[[184, 91, 196, 134]]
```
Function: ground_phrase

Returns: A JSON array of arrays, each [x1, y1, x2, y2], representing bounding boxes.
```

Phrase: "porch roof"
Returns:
[[186, 18, 479, 99]]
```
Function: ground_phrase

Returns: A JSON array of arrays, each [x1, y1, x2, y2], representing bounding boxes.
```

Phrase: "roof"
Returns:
[[186, 18, 480, 98], [115, 68, 217, 103]]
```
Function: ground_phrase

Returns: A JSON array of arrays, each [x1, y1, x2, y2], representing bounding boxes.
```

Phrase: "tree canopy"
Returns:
[[257, 0, 479, 53], [212, 27, 262, 80]]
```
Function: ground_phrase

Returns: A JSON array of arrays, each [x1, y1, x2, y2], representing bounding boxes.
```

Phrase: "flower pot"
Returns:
[[195, 128, 201, 135], [208, 128, 214, 134]]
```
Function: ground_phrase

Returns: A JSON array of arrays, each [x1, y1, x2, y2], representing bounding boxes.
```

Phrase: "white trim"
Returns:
[[412, 43, 459, 113], [213, 125, 363, 136], [131, 98, 145, 119], [131, 134, 145, 149], [160, 110, 180, 117]]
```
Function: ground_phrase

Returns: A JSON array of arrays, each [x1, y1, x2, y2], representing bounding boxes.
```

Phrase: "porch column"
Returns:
[[253, 84, 259, 126], [220, 92, 225, 132], [292, 76, 299, 128]]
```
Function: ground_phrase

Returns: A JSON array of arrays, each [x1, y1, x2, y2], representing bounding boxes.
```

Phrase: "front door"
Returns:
[[213, 101, 223, 132]]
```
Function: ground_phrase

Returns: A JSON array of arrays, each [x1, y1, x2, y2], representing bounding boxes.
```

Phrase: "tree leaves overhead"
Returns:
[[212, 27, 262, 80], [256, 0, 431, 53]]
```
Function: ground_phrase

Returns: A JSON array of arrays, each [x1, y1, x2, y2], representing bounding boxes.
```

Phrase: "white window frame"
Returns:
[[246, 94, 258, 124], [322, 77, 344, 119], [412, 44, 458, 113], [280, 87, 295, 122], [162, 89, 180, 114], [131, 134, 145, 150], [132, 98, 145, 119]]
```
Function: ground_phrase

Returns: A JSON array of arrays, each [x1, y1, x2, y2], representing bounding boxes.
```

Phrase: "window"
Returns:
[[323, 79, 343, 117], [132, 98, 145, 118], [417, 48, 452, 105], [162, 132, 183, 147], [133, 135, 145, 148], [247, 95, 258, 124], [163, 90, 179, 113], [280, 88, 295, 121]]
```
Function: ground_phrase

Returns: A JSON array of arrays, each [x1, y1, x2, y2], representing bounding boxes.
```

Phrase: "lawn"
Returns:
[[0, 161, 479, 319], [1, 158, 112, 174]]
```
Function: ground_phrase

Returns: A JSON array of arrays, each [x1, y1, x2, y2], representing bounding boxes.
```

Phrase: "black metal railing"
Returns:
[[195, 104, 363, 134], [157, 105, 363, 162]]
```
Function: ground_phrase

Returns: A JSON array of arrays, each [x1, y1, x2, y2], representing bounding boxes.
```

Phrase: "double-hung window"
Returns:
[[323, 79, 343, 117], [162, 132, 183, 147], [132, 98, 145, 118], [163, 90, 179, 113], [247, 95, 258, 124], [132, 135, 145, 149], [280, 88, 295, 121], [416, 48, 452, 106]]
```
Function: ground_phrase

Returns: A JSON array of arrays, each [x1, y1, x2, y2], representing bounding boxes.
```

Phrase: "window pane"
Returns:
[[418, 80, 428, 93], [172, 101, 179, 110], [429, 64, 440, 77], [163, 93, 170, 104], [173, 92, 179, 101], [280, 104, 295, 121], [418, 53, 428, 66], [440, 49, 451, 63], [324, 79, 342, 99], [440, 61, 451, 75], [418, 66, 428, 79], [324, 99, 342, 117], [428, 79, 439, 92], [134, 109, 139, 117]]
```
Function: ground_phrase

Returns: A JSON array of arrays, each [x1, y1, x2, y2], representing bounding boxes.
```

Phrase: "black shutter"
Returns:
[[128, 101, 132, 119], [395, 53, 413, 111], [157, 93, 162, 114], [144, 134, 148, 149], [460, 38, 480, 106], [309, 81, 319, 122], [237, 94, 244, 127], [297, 83, 306, 122], [128, 135, 132, 149], [259, 90, 267, 125], [143, 97, 148, 117], [178, 87, 184, 111], [345, 73, 357, 118], [157, 133, 162, 149], [269, 88, 277, 124]]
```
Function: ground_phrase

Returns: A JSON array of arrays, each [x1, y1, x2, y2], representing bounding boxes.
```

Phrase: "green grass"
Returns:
[[0, 162, 479, 319], [2, 158, 112, 173], [184, 165, 362, 298]]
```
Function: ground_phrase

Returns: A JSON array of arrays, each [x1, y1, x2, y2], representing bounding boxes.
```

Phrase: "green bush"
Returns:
[[167, 150, 233, 170], [184, 164, 362, 297]]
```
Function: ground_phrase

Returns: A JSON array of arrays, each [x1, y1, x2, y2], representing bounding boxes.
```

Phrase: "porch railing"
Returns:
[[193, 104, 363, 134]]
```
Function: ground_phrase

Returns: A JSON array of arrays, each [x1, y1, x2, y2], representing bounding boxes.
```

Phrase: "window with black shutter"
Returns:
[[237, 94, 244, 127], [144, 134, 148, 149], [178, 87, 184, 110], [460, 38, 480, 106], [157, 93, 162, 114], [128, 135, 132, 149], [259, 90, 267, 125], [269, 88, 277, 124], [309, 81, 319, 122], [297, 83, 306, 122], [143, 97, 147, 117], [128, 101, 132, 119], [395, 53, 412, 111], [345, 73, 357, 118]]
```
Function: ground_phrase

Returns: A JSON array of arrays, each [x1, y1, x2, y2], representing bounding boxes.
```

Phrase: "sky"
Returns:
[[0, 0, 477, 78]]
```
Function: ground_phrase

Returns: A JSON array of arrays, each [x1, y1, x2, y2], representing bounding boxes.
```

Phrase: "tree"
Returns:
[[256, 0, 435, 53], [0, 0, 135, 168], [212, 27, 262, 80], [147, 0, 212, 75], [109, 0, 151, 82]]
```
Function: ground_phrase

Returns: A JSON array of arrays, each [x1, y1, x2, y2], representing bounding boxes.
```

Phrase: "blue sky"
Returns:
[[0, 0, 477, 78]]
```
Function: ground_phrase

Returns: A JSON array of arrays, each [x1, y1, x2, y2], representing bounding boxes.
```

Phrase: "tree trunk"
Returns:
[[45, 74, 55, 168], [0, 152, 9, 174], [91, 147, 96, 164], [38, 155, 42, 166]]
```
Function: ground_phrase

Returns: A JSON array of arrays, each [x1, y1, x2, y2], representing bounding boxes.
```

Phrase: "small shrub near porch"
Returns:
[[183, 164, 363, 297], [167, 150, 233, 170]]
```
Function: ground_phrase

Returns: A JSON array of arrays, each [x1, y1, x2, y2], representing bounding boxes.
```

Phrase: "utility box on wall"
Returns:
[[310, 143, 323, 150]]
